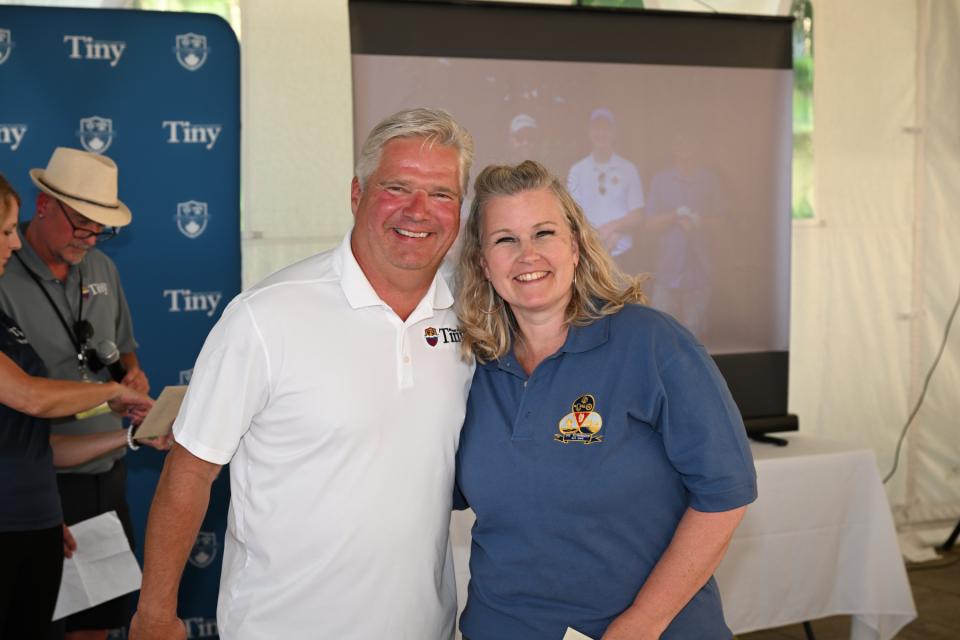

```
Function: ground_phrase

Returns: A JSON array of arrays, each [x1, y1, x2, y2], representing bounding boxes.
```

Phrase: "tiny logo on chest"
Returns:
[[555, 393, 604, 445], [424, 326, 462, 347], [81, 282, 109, 299]]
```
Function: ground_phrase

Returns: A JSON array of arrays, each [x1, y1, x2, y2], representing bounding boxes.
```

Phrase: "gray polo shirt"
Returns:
[[0, 221, 138, 474]]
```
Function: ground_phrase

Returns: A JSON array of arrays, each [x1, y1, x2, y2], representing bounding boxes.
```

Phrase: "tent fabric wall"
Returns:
[[239, 0, 960, 529], [239, 0, 354, 287], [791, 0, 960, 527], [913, 0, 960, 524]]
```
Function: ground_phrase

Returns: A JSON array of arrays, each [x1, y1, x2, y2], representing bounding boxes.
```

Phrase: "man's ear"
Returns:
[[350, 177, 362, 216]]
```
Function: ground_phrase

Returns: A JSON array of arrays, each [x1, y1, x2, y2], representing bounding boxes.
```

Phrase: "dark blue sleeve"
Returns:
[[655, 325, 757, 512]]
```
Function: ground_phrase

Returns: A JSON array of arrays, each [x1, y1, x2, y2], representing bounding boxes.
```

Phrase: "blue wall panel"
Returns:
[[0, 7, 238, 637]]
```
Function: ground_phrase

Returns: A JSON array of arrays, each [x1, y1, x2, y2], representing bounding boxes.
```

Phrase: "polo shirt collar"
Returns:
[[588, 152, 621, 170], [484, 314, 611, 376], [336, 229, 454, 315], [15, 221, 78, 282], [560, 315, 610, 354]]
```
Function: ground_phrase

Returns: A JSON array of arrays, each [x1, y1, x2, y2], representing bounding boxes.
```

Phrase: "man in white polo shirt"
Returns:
[[130, 108, 475, 640], [567, 107, 645, 258]]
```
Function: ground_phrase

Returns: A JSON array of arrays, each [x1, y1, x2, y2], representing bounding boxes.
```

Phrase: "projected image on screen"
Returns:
[[353, 55, 790, 354]]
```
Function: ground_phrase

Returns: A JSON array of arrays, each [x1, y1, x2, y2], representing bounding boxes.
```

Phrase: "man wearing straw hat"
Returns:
[[0, 146, 149, 639]]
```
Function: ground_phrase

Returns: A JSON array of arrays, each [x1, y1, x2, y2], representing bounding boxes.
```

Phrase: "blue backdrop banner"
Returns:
[[0, 6, 239, 638]]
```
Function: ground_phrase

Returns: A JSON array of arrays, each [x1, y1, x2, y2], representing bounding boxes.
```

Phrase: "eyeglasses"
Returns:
[[56, 200, 118, 242]]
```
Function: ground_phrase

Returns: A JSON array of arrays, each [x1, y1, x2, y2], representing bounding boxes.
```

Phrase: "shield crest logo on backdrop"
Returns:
[[77, 116, 114, 154], [189, 531, 219, 569], [175, 32, 208, 71], [176, 200, 209, 239], [0, 29, 13, 65]]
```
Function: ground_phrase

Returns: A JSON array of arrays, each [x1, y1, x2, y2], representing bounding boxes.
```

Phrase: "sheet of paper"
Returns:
[[563, 628, 594, 640], [53, 511, 142, 621], [133, 384, 187, 439]]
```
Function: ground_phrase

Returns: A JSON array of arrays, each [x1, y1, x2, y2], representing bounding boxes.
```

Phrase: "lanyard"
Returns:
[[12, 251, 90, 370]]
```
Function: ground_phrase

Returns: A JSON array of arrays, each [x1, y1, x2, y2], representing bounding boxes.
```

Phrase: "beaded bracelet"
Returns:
[[126, 425, 141, 451]]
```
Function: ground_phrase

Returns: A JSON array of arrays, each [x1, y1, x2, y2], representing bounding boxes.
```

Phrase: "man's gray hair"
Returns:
[[355, 107, 475, 195]]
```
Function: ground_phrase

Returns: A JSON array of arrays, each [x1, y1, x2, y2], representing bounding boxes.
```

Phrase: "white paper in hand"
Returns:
[[563, 628, 595, 640], [53, 511, 142, 620], [133, 385, 187, 439]]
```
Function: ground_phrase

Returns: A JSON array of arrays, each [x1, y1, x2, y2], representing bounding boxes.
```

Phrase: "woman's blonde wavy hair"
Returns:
[[456, 160, 647, 363]]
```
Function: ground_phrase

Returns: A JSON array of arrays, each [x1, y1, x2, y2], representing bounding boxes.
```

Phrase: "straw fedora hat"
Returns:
[[29, 147, 132, 227]]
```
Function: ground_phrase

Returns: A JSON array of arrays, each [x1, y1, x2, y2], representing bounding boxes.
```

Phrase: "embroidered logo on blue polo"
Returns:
[[554, 393, 604, 445], [424, 326, 463, 347]]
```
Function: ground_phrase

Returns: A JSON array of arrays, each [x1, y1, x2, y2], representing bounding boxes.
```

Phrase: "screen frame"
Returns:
[[349, 0, 797, 439]]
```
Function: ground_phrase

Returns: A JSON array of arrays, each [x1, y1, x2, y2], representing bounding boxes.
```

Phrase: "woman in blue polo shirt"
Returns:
[[0, 174, 160, 638], [454, 160, 756, 640]]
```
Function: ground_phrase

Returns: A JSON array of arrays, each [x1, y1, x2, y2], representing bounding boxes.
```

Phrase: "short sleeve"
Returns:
[[656, 329, 757, 512], [172, 296, 271, 465]]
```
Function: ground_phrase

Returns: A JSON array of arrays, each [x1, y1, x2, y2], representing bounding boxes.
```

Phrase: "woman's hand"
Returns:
[[107, 383, 154, 422], [62, 523, 77, 559], [601, 608, 663, 640], [137, 433, 174, 452]]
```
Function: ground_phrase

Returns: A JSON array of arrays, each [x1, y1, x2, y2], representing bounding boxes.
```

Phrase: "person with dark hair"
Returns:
[[454, 160, 756, 640], [131, 108, 476, 640], [0, 148, 152, 640], [0, 173, 163, 639]]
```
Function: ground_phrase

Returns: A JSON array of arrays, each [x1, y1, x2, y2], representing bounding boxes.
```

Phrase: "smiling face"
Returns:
[[0, 195, 22, 276], [350, 136, 462, 291], [480, 188, 579, 322]]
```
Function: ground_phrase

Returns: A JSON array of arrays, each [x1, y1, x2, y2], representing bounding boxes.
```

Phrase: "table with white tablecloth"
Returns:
[[450, 434, 917, 639], [715, 434, 916, 639]]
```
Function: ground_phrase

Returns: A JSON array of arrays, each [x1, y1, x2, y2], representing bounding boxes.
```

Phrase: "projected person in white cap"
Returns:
[[507, 113, 539, 163], [0, 146, 151, 640], [567, 107, 645, 258], [131, 108, 475, 640]]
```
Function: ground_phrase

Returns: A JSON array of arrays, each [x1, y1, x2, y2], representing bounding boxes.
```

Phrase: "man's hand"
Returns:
[[122, 366, 150, 394], [62, 523, 77, 559], [598, 218, 628, 253], [129, 610, 187, 640]]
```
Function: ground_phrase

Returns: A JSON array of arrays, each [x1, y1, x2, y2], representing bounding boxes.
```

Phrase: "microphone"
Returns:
[[95, 340, 127, 383]]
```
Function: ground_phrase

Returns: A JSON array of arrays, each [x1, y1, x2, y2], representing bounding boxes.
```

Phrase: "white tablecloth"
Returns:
[[715, 434, 916, 639], [450, 434, 916, 640]]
